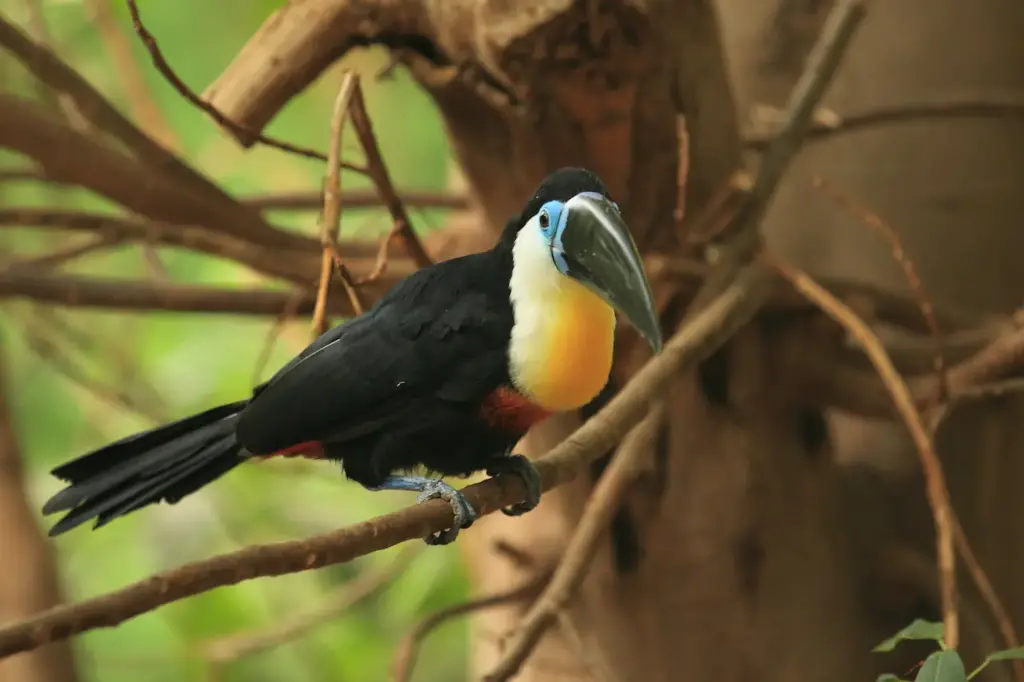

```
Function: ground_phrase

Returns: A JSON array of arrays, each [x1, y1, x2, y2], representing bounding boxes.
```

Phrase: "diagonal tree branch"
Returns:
[[0, 94, 307, 251]]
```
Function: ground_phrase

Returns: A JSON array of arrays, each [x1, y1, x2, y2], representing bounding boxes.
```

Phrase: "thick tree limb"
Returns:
[[0, 271, 326, 316], [203, 0, 433, 140], [0, 94, 307, 252], [0, 264, 766, 659], [0, 13, 245, 211]]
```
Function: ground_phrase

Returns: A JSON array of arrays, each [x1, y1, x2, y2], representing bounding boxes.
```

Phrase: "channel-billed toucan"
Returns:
[[41, 167, 662, 545]]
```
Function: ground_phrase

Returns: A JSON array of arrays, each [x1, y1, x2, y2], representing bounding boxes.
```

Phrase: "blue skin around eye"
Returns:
[[538, 199, 569, 274]]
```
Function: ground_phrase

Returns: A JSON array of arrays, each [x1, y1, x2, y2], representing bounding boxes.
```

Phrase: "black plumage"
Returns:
[[43, 168, 621, 544]]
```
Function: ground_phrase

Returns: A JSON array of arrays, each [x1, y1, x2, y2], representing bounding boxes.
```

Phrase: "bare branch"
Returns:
[[124, 0, 365, 171], [771, 255, 960, 648], [348, 81, 433, 272], [84, 0, 181, 152], [393, 575, 548, 682], [745, 95, 1024, 149], [0, 271, 324, 316], [243, 190, 469, 213], [812, 175, 948, 404], [0, 13, 241, 206], [312, 73, 364, 336], [202, 0, 432, 140], [687, 0, 867, 318], [0, 94, 308, 252]]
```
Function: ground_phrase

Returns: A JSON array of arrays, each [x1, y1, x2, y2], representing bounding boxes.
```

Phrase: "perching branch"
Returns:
[[0, 263, 766, 659]]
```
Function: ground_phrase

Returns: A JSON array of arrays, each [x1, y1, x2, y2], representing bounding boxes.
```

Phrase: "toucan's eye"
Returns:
[[539, 211, 550, 229]]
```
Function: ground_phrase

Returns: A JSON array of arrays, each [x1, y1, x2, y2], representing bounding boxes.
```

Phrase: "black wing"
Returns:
[[236, 254, 513, 454]]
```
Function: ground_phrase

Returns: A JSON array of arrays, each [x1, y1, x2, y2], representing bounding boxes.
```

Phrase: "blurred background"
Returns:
[[0, 1, 472, 680]]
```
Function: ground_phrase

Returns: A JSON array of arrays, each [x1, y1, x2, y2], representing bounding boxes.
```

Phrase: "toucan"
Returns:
[[41, 167, 662, 545]]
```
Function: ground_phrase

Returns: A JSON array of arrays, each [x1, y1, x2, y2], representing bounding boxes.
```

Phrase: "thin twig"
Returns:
[[950, 515, 1024, 682], [85, 0, 181, 152], [0, 263, 767, 659], [812, 175, 948, 404], [484, 405, 665, 681], [0, 13, 250, 211], [745, 95, 1024, 149], [347, 82, 433, 274], [5, 234, 125, 270], [392, 575, 548, 682], [19, 0, 88, 128], [312, 73, 364, 338], [686, 0, 867, 316], [243, 190, 470, 212], [203, 546, 420, 664], [770, 255, 960, 648], [124, 0, 363, 171]]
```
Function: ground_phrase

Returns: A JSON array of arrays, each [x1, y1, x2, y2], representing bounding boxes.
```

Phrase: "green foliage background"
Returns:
[[0, 1, 469, 680]]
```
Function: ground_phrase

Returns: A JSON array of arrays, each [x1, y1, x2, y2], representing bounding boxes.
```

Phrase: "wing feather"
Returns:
[[236, 264, 511, 454]]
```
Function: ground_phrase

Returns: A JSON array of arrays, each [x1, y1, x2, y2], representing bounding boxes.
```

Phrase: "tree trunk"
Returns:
[[717, 0, 1024, 670]]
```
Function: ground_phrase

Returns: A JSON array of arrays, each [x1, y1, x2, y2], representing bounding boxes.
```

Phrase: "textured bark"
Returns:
[[0, 355, 80, 682], [717, 0, 1024, 671]]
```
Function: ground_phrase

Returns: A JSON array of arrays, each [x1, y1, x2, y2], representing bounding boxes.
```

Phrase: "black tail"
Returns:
[[42, 400, 249, 536]]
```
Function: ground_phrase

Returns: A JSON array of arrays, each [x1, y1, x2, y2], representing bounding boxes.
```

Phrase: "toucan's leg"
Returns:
[[486, 454, 542, 517], [365, 476, 477, 546]]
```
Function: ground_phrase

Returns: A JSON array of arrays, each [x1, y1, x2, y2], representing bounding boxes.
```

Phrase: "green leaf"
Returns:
[[874, 620, 947, 652], [915, 651, 968, 682], [878, 674, 908, 682], [986, 647, 1024, 662]]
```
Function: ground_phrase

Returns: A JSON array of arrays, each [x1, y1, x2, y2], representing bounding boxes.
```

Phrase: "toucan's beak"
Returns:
[[555, 193, 663, 352]]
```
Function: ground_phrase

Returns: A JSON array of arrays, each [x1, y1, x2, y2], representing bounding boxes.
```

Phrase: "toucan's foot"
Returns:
[[366, 475, 476, 546], [486, 454, 542, 517], [416, 479, 477, 546]]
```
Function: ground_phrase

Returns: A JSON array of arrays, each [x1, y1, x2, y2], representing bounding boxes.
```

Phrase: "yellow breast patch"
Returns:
[[516, 279, 615, 412]]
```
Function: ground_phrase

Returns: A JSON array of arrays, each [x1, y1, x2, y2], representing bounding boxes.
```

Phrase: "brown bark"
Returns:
[[718, 0, 1024, 671], [0, 353, 79, 682]]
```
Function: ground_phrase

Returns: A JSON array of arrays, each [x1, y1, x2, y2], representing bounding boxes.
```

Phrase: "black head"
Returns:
[[502, 167, 663, 352]]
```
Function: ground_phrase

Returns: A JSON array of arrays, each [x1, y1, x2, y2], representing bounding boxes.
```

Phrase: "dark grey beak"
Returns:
[[554, 193, 663, 352]]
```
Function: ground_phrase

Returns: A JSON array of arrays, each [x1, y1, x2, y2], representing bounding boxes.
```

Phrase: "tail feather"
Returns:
[[44, 400, 249, 536]]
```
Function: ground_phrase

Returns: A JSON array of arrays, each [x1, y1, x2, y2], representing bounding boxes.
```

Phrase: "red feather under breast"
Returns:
[[480, 386, 553, 433], [259, 440, 326, 461]]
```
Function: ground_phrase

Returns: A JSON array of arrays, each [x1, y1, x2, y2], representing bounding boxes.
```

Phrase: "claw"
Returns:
[[364, 475, 477, 546], [486, 454, 542, 517], [416, 479, 477, 545]]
